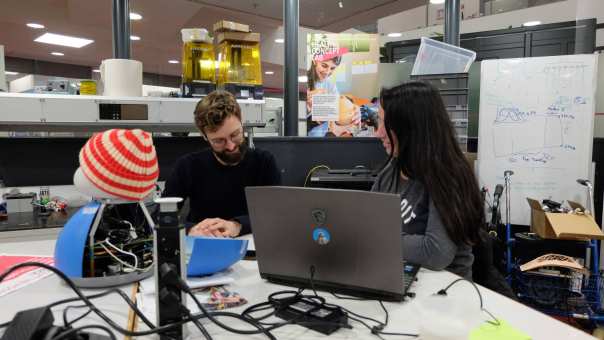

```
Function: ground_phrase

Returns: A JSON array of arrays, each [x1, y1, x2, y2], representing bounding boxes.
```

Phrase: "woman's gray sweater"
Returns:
[[371, 162, 473, 279]]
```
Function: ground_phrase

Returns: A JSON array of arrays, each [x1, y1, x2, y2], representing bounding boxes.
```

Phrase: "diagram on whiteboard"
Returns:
[[477, 55, 598, 225], [491, 93, 586, 167]]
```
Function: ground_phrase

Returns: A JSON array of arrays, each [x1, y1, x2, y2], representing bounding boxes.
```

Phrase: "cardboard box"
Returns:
[[526, 198, 604, 240], [214, 20, 250, 33], [216, 32, 260, 44]]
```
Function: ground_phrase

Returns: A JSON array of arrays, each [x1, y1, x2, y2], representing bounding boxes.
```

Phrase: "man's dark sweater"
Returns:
[[163, 148, 281, 235]]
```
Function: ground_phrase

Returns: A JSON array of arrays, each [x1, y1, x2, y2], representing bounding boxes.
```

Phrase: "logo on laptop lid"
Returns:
[[311, 209, 327, 224], [312, 227, 331, 246]]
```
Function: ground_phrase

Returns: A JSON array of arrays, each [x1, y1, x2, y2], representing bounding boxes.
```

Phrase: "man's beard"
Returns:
[[214, 141, 248, 165]]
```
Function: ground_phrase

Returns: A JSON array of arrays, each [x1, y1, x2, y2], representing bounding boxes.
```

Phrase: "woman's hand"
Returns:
[[306, 88, 327, 112]]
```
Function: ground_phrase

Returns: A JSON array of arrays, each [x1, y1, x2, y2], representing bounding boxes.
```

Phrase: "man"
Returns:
[[163, 90, 281, 237]]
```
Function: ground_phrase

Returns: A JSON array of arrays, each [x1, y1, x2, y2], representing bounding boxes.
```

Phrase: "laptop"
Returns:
[[245, 186, 419, 302]]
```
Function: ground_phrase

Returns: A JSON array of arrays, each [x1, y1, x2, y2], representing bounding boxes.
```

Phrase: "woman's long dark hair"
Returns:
[[380, 81, 483, 246]]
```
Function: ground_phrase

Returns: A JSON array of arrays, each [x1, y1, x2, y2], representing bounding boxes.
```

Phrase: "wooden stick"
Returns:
[[124, 282, 140, 340]]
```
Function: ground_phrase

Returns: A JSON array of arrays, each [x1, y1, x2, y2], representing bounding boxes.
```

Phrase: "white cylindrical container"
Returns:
[[100, 59, 143, 97]]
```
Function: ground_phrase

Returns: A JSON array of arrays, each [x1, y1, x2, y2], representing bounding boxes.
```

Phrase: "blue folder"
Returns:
[[185, 236, 248, 277]]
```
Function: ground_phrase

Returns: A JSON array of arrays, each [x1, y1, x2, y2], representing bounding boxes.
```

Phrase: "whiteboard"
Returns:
[[477, 55, 598, 225]]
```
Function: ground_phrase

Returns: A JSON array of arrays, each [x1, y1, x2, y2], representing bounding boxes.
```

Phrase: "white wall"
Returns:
[[379, 0, 604, 47], [428, 0, 481, 26], [379, 5, 428, 35]]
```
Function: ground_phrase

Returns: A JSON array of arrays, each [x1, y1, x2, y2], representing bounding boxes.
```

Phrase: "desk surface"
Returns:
[[0, 208, 73, 232], [0, 237, 596, 339]]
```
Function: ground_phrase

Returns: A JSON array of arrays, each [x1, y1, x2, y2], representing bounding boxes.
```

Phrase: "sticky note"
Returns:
[[470, 319, 531, 340]]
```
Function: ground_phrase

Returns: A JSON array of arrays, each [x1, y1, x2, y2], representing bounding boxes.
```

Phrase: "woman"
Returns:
[[372, 82, 483, 279], [307, 54, 342, 99]]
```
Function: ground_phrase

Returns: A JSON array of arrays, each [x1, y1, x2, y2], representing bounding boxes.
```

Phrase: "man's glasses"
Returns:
[[207, 127, 244, 148]]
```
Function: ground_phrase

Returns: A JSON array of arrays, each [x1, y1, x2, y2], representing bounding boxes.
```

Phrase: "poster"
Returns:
[[306, 33, 379, 137]]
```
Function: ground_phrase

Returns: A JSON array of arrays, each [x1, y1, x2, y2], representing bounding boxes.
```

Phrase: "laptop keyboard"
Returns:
[[403, 262, 420, 293]]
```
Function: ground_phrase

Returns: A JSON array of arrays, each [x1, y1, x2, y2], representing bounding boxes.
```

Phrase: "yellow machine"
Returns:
[[216, 31, 263, 100], [181, 28, 216, 97]]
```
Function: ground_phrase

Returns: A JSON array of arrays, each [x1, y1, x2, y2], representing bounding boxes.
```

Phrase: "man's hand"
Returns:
[[189, 218, 242, 238]]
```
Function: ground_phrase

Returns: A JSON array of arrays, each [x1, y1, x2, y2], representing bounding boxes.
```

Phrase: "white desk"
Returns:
[[0, 238, 596, 339]]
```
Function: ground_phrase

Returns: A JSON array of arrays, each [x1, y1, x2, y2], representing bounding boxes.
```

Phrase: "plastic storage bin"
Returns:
[[411, 37, 476, 75], [411, 73, 469, 90]]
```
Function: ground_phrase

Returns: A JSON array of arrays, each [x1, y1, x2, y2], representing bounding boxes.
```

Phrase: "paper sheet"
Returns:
[[470, 319, 531, 340], [139, 269, 235, 295], [185, 236, 248, 276], [0, 254, 55, 297], [311, 94, 339, 121]]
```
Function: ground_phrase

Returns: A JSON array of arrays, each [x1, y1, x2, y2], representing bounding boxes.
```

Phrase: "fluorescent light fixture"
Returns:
[[523, 21, 541, 27], [168, 60, 179, 64], [387, 32, 402, 38], [26, 23, 45, 29], [274, 38, 284, 44], [298, 75, 308, 83], [338, 1, 343, 8], [130, 35, 141, 41], [264, 71, 274, 75], [129, 12, 142, 20], [429, 0, 445, 4], [35, 32, 93, 48], [92, 69, 101, 73], [5, 71, 19, 75], [51, 52, 64, 56]]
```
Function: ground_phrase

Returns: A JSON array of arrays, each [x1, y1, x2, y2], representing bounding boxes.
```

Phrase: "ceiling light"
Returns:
[[5, 71, 19, 75], [168, 60, 179, 64], [523, 21, 541, 27], [338, 1, 343, 8], [130, 35, 141, 41], [35, 33, 93, 48], [26, 23, 45, 29], [129, 12, 142, 20], [92, 69, 100, 73], [298, 75, 308, 83], [429, 0, 445, 4], [387, 32, 402, 38], [274, 38, 284, 44], [51, 52, 64, 56], [265, 71, 274, 75]]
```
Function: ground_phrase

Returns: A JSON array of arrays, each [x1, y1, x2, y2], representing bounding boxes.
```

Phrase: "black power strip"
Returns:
[[274, 297, 348, 335]]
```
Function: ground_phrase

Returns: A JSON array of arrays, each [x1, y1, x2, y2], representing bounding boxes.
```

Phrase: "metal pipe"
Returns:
[[444, 0, 461, 46], [112, 0, 131, 59], [283, 0, 299, 136]]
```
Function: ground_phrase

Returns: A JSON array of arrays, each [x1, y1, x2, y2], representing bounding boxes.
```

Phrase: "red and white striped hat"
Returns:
[[78, 129, 159, 201]]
